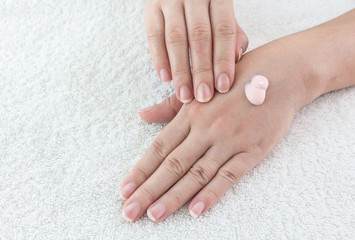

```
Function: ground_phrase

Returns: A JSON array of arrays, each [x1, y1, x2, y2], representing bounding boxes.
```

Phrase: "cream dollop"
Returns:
[[244, 75, 269, 105]]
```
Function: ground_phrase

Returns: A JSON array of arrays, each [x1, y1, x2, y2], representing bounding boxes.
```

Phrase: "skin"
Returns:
[[121, 9, 355, 222], [144, 0, 248, 103]]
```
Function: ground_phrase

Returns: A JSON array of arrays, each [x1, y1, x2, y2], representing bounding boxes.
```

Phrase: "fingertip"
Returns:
[[122, 210, 134, 222], [138, 106, 156, 122], [189, 201, 205, 218], [160, 69, 172, 83], [216, 73, 231, 94], [137, 103, 176, 123], [238, 48, 243, 62], [146, 208, 157, 222], [119, 190, 128, 201], [196, 83, 213, 103], [178, 85, 194, 103]]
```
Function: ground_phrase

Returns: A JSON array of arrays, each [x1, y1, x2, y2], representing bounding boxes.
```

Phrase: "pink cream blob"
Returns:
[[244, 75, 269, 105]]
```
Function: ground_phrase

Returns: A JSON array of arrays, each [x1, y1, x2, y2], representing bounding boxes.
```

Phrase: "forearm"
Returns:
[[291, 9, 355, 105]]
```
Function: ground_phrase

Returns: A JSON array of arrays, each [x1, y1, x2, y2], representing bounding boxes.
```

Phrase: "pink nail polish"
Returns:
[[120, 182, 137, 200], [160, 69, 171, 83], [179, 85, 193, 103], [122, 201, 141, 222], [190, 201, 205, 218], [216, 74, 230, 93], [196, 83, 212, 102], [147, 203, 166, 222]]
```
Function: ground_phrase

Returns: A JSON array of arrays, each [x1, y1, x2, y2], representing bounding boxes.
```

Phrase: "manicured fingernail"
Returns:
[[196, 83, 212, 102], [189, 201, 205, 218], [120, 182, 137, 200], [122, 201, 140, 222], [138, 106, 154, 113], [238, 48, 243, 62], [160, 69, 171, 83], [179, 85, 193, 103], [216, 73, 230, 93], [147, 203, 166, 222]]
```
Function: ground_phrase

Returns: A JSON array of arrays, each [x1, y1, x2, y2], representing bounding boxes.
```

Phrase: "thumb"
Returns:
[[138, 93, 184, 123], [235, 18, 249, 62]]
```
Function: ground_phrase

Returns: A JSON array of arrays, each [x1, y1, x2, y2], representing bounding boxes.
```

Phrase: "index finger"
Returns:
[[210, 0, 236, 93], [144, 3, 172, 83]]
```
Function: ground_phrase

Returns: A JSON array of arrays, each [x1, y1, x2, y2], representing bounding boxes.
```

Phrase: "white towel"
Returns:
[[0, 0, 354, 239]]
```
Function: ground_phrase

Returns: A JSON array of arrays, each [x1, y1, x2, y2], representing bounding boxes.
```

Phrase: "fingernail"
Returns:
[[122, 201, 140, 222], [216, 74, 230, 93], [196, 83, 212, 102], [160, 69, 171, 83], [120, 182, 137, 200], [189, 201, 205, 218], [147, 203, 166, 222], [238, 48, 243, 62], [179, 85, 193, 103], [138, 106, 154, 113]]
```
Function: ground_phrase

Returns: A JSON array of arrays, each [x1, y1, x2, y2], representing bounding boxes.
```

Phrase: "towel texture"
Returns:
[[0, 0, 354, 239]]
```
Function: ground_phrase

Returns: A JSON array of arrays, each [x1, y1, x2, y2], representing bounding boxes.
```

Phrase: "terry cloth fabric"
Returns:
[[0, 0, 354, 239]]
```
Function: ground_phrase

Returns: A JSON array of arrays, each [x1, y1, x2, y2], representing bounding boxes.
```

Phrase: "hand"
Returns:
[[144, 0, 248, 103], [120, 38, 313, 222], [121, 9, 355, 223]]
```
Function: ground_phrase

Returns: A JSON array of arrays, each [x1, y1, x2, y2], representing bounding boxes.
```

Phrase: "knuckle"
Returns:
[[172, 68, 190, 78], [244, 136, 268, 157], [164, 156, 185, 177], [214, 21, 236, 38], [189, 164, 212, 186], [169, 189, 183, 206], [134, 165, 149, 180], [150, 139, 169, 159], [150, 51, 165, 62], [206, 188, 219, 201], [147, 28, 163, 41], [166, 27, 186, 45], [214, 56, 234, 66], [192, 66, 211, 75], [141, 187, 156, 202], [189, 24, 211, 43], [218, 168, 242, 185]]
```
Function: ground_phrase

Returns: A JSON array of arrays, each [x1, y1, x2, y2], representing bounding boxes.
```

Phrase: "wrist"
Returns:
[[291, 9, 355, 109]]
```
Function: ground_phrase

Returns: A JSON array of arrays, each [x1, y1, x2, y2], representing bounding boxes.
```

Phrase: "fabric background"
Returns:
[[0, 0, 354, 239]]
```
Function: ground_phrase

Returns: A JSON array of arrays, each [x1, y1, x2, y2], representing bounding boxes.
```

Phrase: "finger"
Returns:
[[234, 19, 249, 63], [210, 0, 236, 94], [188, 152, 260, 218], [122, 133, 209, 222], [119, 114, 189, 200], [138, 93, 183, 123], [144, 3, 172, 83], [185, 0, 214, 103], [146, 144, 233, 222], [163, 2, 193, 103]]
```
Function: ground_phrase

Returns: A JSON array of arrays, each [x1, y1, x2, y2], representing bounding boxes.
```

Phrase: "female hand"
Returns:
[[144, 0, 248, 103], [121, 40, 311, 222]]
